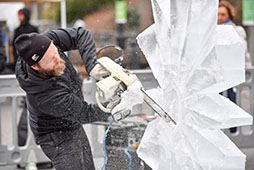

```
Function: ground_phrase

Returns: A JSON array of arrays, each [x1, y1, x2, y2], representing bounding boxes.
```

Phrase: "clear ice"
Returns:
[[136, 0, 253, 170]]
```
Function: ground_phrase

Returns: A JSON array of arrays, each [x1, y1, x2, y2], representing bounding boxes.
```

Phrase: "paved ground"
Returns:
[[0, 148, 254, 170], [243, 147, 254, 170]]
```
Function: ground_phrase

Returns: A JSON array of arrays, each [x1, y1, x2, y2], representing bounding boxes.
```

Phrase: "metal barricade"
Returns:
[[0, 75, 49, 169]]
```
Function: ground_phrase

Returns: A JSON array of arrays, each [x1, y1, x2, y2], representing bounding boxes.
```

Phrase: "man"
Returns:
[[15, 27, 113, 170]]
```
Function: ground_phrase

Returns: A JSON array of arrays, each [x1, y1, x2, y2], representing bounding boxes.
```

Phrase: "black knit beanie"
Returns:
[[14, 33, 51, 66]]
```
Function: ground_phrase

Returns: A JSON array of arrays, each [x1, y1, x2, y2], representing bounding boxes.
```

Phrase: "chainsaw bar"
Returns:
[[141, 88, 177, 125]]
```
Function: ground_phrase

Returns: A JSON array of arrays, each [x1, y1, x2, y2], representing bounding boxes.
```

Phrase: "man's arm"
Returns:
[[37, 85, 111, 124], [43, 27, 97, 74]]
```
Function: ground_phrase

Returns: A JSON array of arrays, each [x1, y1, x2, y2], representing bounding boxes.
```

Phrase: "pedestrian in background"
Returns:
[[13, 8, 38, 69], [218, 0, 251, 67]]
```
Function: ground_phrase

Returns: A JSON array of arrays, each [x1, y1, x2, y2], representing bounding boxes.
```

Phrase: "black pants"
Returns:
[[37, 126, 95, 170], [227, 88, 237, 133]]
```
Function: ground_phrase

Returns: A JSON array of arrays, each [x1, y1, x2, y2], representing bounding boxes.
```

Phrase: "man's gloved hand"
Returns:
[[111, 109, 131, 122], [106, 99, 131, 122], [110, 80, 143, 122], [90, 64, 109, 80]]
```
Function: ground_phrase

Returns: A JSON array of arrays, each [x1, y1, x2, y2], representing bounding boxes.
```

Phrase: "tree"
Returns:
[[52, 0, 114, 24]]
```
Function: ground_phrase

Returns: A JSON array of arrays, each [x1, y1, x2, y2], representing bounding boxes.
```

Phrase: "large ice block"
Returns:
[[200, 25, 246, 94], [138, 118, 246, 170], [185, 93, 253, 129], [136, 0, 252, 169]]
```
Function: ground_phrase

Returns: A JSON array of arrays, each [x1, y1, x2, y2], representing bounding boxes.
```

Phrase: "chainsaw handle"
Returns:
[[95, 92, 111, 113], [96, 45, 124, 64]]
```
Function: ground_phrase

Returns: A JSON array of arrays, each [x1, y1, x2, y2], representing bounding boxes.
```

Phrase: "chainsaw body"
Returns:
[[95, 57, 135, 121], [95, 57, 176, 124]]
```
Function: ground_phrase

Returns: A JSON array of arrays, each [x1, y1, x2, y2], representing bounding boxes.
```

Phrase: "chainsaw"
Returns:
[[95, 47, 176, 124]]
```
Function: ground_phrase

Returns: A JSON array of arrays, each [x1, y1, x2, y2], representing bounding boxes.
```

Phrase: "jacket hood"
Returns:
[[20, 8, 30, 25], [16, 58, 56, 95]]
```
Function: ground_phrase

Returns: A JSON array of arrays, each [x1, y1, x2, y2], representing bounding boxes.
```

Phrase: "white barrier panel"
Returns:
[[0, 75, 49, 169]]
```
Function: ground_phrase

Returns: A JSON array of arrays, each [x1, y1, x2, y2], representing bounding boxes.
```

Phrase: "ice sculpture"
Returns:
[[136, 0, 253, 170]]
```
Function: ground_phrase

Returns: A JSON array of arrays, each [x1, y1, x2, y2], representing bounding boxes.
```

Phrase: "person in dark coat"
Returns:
[[15, 27, 113, 170], [13, 8, 38, 67]]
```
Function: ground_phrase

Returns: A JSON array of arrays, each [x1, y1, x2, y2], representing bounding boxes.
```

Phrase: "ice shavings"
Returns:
[[136, 0, 253, 170], [111, 80, 144, 115]]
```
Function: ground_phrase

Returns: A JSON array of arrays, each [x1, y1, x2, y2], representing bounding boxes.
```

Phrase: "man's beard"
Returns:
[[38, 58, 66, 76]]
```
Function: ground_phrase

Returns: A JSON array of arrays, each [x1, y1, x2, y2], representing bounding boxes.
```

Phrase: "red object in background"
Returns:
[[18, 10, 23, 16]]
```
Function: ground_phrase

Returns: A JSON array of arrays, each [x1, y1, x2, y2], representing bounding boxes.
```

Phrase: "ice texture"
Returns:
[[138, 118, 246, 170], [136, 0, 253, 169]]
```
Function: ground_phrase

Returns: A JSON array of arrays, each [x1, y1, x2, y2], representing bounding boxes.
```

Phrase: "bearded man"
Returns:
[[15, 27, 115, 170]]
